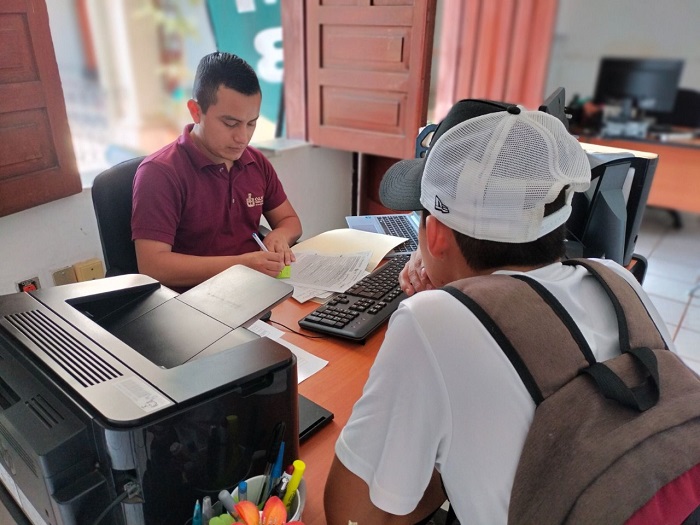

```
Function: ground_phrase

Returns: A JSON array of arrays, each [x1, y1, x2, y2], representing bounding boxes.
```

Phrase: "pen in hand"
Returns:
[[252, 232, 269, 252]]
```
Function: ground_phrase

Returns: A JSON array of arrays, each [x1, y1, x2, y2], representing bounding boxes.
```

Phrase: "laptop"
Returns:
[[345, 211, 420, 256]]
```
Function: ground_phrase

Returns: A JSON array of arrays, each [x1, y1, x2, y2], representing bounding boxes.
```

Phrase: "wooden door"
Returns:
[[0, 0, 81, 218], [284, 0, 437, 160]]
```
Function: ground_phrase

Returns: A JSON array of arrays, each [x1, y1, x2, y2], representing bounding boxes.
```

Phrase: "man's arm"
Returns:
[[135, 239, 284, 289], [324, 456, 447, 525], [262, 199, 302, 265]]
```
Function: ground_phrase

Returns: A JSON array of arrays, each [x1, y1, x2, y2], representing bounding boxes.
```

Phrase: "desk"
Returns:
[[271, 299, 386, 525], [582, 135, 700, 215]]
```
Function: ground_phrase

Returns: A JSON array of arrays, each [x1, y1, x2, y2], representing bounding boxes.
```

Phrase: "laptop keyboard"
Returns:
[[298, 254, 410, 342], [378, 216, 418, 253]]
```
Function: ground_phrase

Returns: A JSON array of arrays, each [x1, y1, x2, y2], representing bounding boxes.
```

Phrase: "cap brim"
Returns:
[[379, 158, 425, 211]]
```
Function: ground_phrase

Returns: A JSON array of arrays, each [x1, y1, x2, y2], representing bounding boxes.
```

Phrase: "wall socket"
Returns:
[[17, 277, 41, 292], [73, 258, 105, 282], [53, 266, 78, 286]]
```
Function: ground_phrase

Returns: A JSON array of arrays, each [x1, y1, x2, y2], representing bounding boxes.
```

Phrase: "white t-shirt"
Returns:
[[335, 260, 674, 524]]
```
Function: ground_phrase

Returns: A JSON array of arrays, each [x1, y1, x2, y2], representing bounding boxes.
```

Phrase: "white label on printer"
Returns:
[[114, 378, 172, 412], [0, 461, 20, 503]]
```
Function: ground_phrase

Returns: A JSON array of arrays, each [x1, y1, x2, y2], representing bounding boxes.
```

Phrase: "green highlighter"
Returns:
[[276, 266, 291, 279]]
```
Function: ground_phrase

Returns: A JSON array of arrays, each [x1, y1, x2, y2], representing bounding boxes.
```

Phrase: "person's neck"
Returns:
[[188, 125, 234, 170]]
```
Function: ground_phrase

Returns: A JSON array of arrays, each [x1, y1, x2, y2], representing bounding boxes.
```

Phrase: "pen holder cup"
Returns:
[[231, 474, 305, 521]]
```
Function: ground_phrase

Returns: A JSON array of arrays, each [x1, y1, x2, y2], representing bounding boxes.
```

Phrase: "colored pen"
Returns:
[[238, 480, 248, 502], [192, 499, 202, 525], [252, 232, 269, 252], [257, 421, 286, 506], [202, 496, 212, 522], [282, 459, 306, 507]]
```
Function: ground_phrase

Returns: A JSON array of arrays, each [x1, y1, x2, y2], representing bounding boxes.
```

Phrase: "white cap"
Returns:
[[380, 100, 592, 243]]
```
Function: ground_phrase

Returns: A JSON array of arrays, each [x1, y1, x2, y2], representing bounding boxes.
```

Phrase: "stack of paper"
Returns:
[[284, 229, 407, 303]]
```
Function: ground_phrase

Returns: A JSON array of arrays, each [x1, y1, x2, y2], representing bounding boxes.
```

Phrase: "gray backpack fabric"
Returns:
[[444, 259, 700, 524]]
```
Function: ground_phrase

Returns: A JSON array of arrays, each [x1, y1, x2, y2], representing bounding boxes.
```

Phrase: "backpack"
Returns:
[[443, 258, 700, 524]]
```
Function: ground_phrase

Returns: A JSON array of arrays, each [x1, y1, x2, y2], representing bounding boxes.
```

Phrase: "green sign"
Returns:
[[206, 0, 283, 126]]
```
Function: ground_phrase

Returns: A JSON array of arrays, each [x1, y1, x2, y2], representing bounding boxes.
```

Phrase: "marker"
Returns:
[[282, 459, 306, 507], [218, 489, 235, 513], [252, 232, 268, 252], [271, 464, 294, 499]]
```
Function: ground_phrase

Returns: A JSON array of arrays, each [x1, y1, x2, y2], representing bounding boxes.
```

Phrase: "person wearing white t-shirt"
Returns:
[[323, 99, 675, 524]]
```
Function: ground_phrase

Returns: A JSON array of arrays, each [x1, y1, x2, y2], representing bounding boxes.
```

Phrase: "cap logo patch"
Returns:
[[434, 195, 449, 214]]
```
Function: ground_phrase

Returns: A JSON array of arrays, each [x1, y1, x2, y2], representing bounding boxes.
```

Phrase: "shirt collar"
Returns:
[[179, 123, 255, 170]]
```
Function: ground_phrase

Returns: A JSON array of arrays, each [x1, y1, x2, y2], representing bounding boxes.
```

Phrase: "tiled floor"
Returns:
[[634, 208, 700, 374]]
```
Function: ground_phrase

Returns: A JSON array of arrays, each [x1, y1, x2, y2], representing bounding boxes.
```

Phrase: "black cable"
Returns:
[[91, 489, 129, 525], [268, 319, 328, 339]]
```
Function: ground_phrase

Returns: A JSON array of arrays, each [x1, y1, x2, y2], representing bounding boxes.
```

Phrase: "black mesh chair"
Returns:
[[91, 156, 145, 277]]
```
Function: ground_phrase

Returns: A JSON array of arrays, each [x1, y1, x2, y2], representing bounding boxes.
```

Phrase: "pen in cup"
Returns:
[[252, 232, 268, 252]]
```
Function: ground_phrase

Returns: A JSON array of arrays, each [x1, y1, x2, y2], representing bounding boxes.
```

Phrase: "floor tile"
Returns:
[[681, 304, 700, 333], [646, 295, 689, 328], [673, 328, 700, 361], [644, 258, 700, 284], [642, 274, 697, 303]]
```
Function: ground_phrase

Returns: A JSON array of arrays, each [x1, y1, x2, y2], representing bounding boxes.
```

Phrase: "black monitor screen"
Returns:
[[593, 57, 684, 113]]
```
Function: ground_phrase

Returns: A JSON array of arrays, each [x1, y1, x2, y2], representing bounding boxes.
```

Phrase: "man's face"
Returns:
[[190, 85, 261, 164]]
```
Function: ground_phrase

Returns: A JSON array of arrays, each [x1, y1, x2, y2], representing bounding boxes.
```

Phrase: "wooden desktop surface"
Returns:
[[582, 135, 700, 215], [271, 298, 387, 525]]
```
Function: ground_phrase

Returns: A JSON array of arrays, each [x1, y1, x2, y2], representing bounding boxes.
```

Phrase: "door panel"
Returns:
[[305, 0, 436, 159], [0, 0, 81, 218]]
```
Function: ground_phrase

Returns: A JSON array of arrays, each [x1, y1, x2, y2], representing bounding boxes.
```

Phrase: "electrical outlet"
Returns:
[[53, 266, 78, 286], [17, 277, 41, 292], [73, 258, 105, 282]]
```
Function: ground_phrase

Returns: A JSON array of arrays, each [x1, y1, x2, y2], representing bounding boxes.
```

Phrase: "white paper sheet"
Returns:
[[248, 320, 329, 383], [285, 251, 372, 293]]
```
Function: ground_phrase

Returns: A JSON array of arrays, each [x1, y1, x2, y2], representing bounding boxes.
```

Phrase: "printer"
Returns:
[[0, 265, 298, 525]]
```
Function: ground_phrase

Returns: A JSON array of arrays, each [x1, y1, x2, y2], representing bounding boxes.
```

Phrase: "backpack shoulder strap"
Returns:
[[562, 258, 668, 351], [444, 274, 594, 405]]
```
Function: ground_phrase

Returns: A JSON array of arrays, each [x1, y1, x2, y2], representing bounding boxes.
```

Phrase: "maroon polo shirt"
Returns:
[[131, 124, 288, 260]]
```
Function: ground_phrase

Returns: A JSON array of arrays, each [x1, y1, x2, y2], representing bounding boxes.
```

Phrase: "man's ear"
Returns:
[[425, 215, 452, 260], [187, 99, 201, 123]]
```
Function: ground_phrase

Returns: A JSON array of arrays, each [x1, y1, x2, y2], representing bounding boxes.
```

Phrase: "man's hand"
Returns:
[[399, 250, 434, 296], [261, 230, 296, 266], [239, 250, 286, 277]]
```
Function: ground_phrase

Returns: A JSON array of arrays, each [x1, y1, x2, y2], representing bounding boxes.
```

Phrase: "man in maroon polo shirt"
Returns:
[[132, 52, 302, 292]]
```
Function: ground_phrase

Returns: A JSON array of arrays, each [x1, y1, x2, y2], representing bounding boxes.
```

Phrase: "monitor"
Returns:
[[567, 145, 659, 266], [593, 57, 684, 117], [540, 86, 569, 130]]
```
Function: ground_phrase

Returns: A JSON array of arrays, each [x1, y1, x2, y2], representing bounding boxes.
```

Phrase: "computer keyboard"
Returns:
[[377, 216, 418, 254], [298, 254, 410, 342]]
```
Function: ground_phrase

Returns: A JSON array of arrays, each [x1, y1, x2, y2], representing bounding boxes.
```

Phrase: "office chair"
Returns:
[[91, 156, 145, 277]]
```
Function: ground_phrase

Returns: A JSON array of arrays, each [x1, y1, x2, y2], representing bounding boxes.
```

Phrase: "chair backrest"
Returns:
[[91, 156, 145, 277]]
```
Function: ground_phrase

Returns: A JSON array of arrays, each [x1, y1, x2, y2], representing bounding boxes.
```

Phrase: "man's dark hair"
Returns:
[[192, 52, 260, 113], [421, 189, 568, 271]]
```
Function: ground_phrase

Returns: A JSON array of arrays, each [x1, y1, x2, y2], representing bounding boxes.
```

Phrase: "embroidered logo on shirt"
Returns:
[[246, 193, 264, 207]]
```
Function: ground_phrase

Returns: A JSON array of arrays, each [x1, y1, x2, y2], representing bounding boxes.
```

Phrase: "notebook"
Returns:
[[298, 394, 334, 441], [345, 211, 420, 256]]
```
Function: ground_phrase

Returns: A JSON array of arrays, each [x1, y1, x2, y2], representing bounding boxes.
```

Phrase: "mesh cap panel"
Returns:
[[420, 107, 591, 243]]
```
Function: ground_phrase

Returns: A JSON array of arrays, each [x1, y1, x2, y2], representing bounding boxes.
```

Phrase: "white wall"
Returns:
[[546, 0, 700, 101]]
